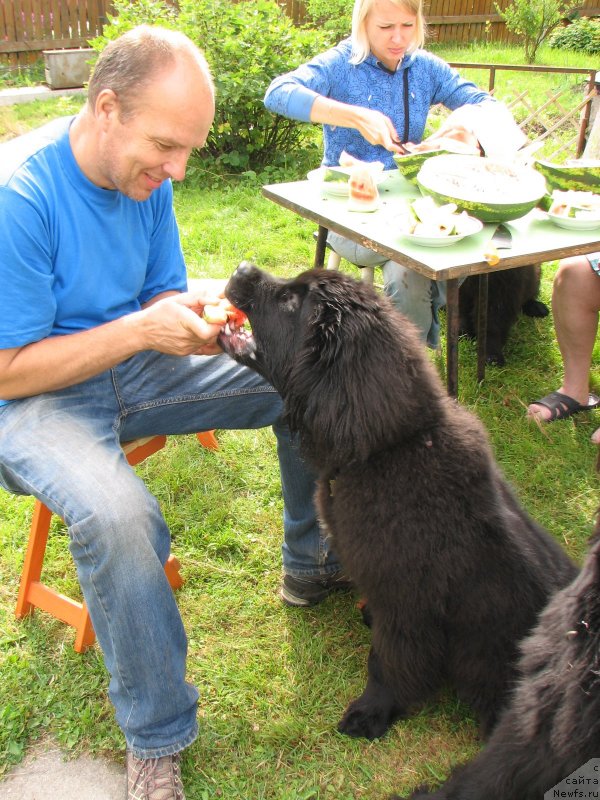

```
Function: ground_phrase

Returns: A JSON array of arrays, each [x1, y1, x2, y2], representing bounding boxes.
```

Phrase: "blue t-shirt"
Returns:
[[264, 40, 493, 168], [0, 116, 187, 361]]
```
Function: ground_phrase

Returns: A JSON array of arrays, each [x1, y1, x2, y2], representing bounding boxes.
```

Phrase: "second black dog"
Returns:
[[459, 264, 549, 365], [396, 515, 600, 800]]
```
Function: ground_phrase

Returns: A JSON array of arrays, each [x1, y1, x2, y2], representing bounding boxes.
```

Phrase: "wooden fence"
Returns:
[[1, 0, 111, 65], [2, 0, 600, 66]]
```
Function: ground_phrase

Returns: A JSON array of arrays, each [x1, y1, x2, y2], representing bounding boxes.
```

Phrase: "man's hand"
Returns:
[[139, 282, 229, 356], [0, 279, 232, 401]]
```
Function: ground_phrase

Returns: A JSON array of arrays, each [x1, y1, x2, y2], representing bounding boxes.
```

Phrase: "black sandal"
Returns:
[[530, 391, 600, 422]]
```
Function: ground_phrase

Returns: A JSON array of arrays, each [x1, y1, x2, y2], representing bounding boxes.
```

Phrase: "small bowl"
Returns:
[[400, 214, 483, 247], [547, 211, 600, 230]]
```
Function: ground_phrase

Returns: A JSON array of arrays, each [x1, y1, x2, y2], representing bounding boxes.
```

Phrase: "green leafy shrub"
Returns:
[[303, 0, 351, 47], [91, 0, 326, 175], [496, 0, 579, 62], [549, 16, 600, 54]]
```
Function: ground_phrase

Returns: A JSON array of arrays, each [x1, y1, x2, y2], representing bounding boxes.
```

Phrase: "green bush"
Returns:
[[180, 0, 325, 174], [90, 0, 327, 175], [304, 0, 351, 47], [549, 16, 600, 54], [496, 0, 579, 62]]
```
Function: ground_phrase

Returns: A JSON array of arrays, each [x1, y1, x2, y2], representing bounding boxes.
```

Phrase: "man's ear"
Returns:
[[95, 88, 120, 125]]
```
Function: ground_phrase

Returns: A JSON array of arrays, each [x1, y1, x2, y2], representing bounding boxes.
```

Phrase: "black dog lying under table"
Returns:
[[459, 264, 549, 365], [219, 262, 576, 743], [395, 516, 600, 800]]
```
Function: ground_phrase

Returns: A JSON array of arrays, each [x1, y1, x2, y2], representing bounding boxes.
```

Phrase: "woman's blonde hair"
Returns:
[[350, 0, 426, 65]]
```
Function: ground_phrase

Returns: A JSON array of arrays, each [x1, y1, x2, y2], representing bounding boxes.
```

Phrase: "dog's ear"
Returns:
[[285, 271, 443, 466], [302, 275, 380, 365]]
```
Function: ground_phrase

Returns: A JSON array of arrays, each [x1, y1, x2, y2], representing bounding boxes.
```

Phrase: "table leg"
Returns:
[[446, 278, 460, 397], [314, 226, 328, 268], [476, 273, 489, 383]]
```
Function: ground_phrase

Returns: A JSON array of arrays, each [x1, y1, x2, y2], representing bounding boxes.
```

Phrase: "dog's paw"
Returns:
[[522, 299, 549, 318], [337, 698, 395, 740], [485, 351, 505, 366]]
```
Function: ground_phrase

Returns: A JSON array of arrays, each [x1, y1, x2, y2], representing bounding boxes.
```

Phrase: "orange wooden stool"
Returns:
[[15, 431, 219, 652]]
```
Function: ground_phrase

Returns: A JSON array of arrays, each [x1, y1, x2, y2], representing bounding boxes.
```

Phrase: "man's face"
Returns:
[[97, 59, 214, 201], [365, 0, 417, 72]]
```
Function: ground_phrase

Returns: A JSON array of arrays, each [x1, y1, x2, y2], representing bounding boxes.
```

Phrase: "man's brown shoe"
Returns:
[[126, 751, 185, 800]]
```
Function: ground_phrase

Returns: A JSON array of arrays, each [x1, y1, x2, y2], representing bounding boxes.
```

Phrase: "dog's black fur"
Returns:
[[395, 517, 600, 800], [459, 264, 549, 365], [221, 263, 576, 742]]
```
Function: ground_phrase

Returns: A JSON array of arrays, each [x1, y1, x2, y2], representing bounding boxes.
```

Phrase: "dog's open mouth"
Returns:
[[217, 311, 256, 358]]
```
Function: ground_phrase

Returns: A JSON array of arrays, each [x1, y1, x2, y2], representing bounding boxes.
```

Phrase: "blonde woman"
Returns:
[[265, 0, 525, 349]]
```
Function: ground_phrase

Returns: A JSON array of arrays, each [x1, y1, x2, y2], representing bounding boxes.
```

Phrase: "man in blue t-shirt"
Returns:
[[0, 26, 347, 800]]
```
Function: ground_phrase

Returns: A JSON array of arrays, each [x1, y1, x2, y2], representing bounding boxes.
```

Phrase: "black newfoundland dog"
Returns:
[[395, 517, 600, 800], [220, 262, 576, 742], [459, 264, 549, 366]]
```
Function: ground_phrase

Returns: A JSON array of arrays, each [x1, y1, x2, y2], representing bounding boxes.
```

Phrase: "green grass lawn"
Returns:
[[1, 64, 599, 798]]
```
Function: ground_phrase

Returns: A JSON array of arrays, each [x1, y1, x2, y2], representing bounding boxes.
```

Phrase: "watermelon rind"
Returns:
[[323, 166, 352, 183], [534, 161, 600, 194], [416, 154, 547, 223], [393, 150, 453, 185]]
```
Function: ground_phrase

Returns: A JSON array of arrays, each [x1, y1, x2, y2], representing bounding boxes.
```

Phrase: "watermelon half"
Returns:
[[534, 160, 600, 194], [394, 140, 479, 185], [393, 149, 453, 185], [417, 154, 547, 223]]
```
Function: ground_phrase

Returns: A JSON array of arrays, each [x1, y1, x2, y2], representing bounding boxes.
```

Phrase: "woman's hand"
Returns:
[[351, 107, 407, 153], [310, 96, 406, 154]]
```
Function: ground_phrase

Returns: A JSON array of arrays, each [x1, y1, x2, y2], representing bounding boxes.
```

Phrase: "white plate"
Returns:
[[307, 167, 386, 197], [547, 211, 600, 230], [400, 215, 483, 247]]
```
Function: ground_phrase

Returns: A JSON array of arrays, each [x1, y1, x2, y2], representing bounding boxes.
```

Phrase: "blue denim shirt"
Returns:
[[264, 38, 493, 168]]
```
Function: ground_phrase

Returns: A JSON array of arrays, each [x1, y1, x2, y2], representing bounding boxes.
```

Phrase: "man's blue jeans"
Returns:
[[0, 350, 338, 757]]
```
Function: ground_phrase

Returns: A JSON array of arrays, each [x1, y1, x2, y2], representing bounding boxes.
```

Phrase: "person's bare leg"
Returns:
[[528, 256, 600, 421]]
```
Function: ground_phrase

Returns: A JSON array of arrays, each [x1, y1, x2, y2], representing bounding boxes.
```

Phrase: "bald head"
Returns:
[[88, 25, 214, 120]]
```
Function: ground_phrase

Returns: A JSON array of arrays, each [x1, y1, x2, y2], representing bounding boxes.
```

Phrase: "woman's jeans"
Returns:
[[327, 232, 446, 349], [0, 351, 338, 757]]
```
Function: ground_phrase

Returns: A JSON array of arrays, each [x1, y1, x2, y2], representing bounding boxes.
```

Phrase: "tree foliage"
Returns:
[[549, 16, 600, 54], [496, 0, 579, 62], [303, 0, 351, 47]]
